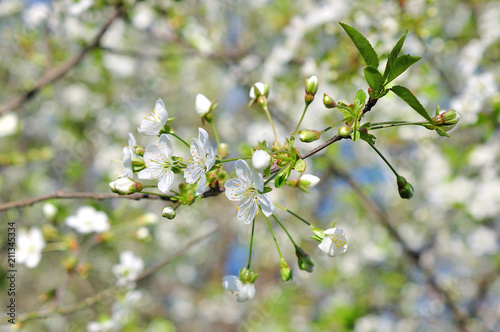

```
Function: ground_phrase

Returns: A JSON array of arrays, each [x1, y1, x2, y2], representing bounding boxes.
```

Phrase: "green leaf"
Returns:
[[390, 85, 433, 122], [360, 129, 376, 145], [354, 89, 367, 110], [435, 127, 450, 137], [275, 164, 292, 188], [339, 22, 379, 68], [384, 30, 408, 78], [385, 55, 421, 84], [364, 66, 385, 91]]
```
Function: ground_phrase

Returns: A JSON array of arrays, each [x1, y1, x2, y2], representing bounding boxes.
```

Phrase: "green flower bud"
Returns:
[[305, 75, 318, 96], [338, 125, 351, 137], [162, 206, 176, 219], [280, 258, 293, 282], [298, 129, 321, 143], [323, 93, 337, 108], [295, 247, 314, 273], [397, 175, 414, 199]]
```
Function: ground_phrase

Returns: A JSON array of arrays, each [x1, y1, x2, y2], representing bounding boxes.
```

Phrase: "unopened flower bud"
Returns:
[[338, 125, 351, 137], [162, 206, 176, 219], [298, 129, 321, 143], [196, 93, 213, 117], [113, 177, 142, 195], [305, 75, 318, 96], [431, 109, 461, 132], [249, 82, 269, 99], [295, 247, 314, 273], [396, 175, 414, 199], [323, 93, 337, 108], [109, 181, 118, 193], [299, 174, 320, 188], [280, 258, 293, 282], [252, 150, 271, 172]]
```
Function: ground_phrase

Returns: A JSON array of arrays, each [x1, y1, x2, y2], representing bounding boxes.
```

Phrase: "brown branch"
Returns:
[[0, 191, 175, 212], [331, 165, 484, 332], [0, 6, 124, 116], [7, 224, 220, 324]]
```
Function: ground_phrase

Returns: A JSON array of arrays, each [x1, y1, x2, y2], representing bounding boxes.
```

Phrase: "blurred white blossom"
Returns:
[[113, 251, 144, 286], [17, 227, 45, 268], [65, 206, 110, 234]]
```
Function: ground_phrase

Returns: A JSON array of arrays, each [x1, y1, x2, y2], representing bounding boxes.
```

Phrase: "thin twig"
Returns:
[[0, 191, 174, 212], [0, 6, 124, 116]]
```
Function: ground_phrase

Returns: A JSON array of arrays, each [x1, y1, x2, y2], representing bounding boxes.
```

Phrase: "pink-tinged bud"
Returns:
[[431, 109, 461, 132], [323, 93, 337, 108]]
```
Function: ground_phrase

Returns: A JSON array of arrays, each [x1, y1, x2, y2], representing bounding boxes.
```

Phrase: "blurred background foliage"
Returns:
[[0, 0, 499, 331]]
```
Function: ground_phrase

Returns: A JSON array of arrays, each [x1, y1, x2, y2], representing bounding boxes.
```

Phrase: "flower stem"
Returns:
[[367, 142, 399, 177], [321, 117, 349, 134], [274, 203, 311, 226], [140, 191, 175, 199], [262, 105, 278, 143], [292, 103, 310, 136], [247, 218, 256, 269], [170, 133, 190, 148], [263, 212, 283, 259], [208, 119, 222, 153], [369, 121, 428, 130], [272, 214, 297, 247], [216, 157, 252, 164]]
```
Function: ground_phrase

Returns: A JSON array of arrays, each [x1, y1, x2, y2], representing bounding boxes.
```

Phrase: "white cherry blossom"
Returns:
[[138, 134, 175, 193], [112, 251, 144, 286], [65, 206, 110, 234], [183, 128, 216, 196], [224, 159, 275, 224], [17, 227, 45, 268], [222, 275, 256, 303], [137, 99, 168, 136], [318, 227, 348, 257]]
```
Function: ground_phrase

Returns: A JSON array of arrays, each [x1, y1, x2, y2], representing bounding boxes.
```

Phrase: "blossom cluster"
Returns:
[[105, 84, 349, 302]]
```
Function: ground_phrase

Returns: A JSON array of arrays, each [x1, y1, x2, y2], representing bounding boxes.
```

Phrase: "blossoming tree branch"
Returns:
[[8, 23, 461, 305]]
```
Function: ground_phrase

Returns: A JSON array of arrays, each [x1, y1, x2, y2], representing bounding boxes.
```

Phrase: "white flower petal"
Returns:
[[235, 160, 253, 184], [138, 166, 163, 180], [155, 99, 169, 126], [252, 169, 264, 192], [196, 174, 207, 196], [158, 134, 173, 158], [238, 197, 258, 224], [237, 284, 256, 302], [222, 275, 242, 292], [224, 179, 247, 201], [257, 194, 275, 217], [158, 171, 174, 193]]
